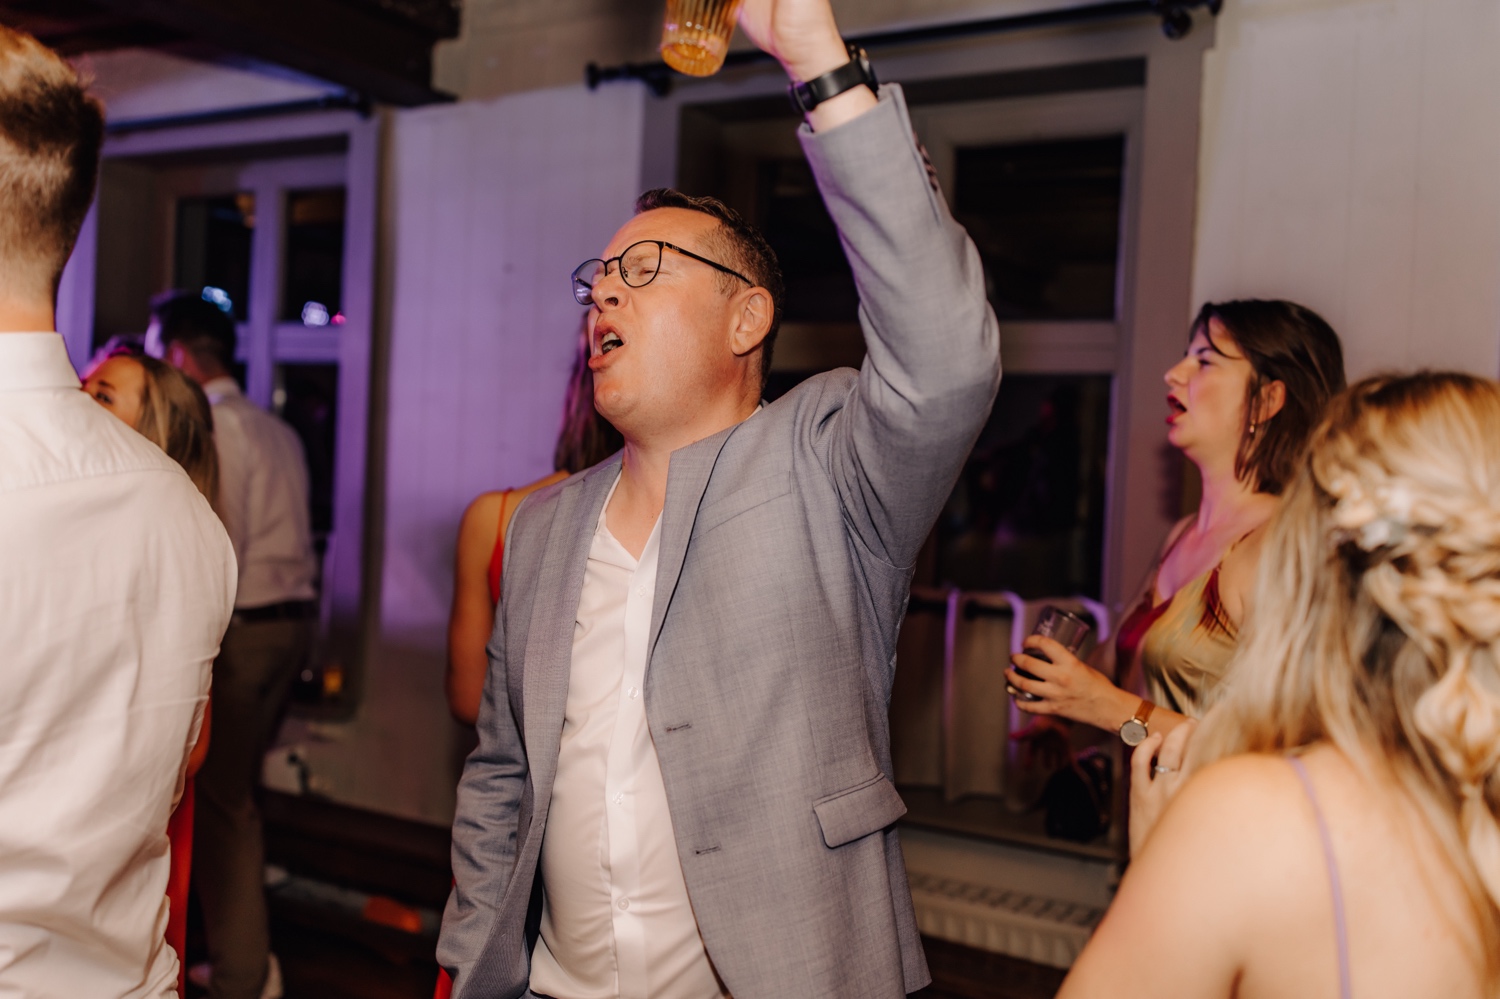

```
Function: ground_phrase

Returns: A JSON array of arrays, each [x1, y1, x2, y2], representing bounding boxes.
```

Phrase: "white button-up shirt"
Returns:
[[530, 475, 729, 999], [201, 377, 318, 609], [0, 333, 237, 997]]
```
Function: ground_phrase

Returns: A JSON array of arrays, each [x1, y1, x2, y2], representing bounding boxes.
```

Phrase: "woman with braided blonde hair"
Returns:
[[1059, 372, 1500, 999]]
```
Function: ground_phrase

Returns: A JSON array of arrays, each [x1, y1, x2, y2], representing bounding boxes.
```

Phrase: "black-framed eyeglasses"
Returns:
[[571, 239, 753, 306]]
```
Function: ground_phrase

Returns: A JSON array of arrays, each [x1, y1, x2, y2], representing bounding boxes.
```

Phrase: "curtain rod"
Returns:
[[586, 0, 1221, 97]]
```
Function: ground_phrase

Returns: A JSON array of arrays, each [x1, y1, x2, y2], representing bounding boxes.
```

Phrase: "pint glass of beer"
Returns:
[[660, 0, 747, 77]]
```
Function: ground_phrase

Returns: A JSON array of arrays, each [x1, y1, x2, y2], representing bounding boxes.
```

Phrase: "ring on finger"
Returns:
[[1153, 764, 1175, 775]]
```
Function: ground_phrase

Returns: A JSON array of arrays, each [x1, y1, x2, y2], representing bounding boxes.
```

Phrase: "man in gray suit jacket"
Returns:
[[438, 1, 1000, 995]]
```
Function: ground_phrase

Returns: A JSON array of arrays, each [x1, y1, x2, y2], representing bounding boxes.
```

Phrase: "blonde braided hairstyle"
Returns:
[[1195, 371, 1500, 985]]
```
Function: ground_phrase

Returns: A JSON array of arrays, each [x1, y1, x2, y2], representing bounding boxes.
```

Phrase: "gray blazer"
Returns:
[[439, 85, 1001, 999]]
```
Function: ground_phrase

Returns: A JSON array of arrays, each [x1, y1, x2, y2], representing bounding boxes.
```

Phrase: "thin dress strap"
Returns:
[[1289, 756, 1352, 999]]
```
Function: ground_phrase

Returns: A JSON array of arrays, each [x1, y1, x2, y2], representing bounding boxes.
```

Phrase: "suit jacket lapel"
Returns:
[[647, 425, 736, 666], [521, 455, 620, 791]]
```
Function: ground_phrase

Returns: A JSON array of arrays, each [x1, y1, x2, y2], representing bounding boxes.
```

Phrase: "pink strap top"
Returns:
[[1289, 756, 1352, 999]]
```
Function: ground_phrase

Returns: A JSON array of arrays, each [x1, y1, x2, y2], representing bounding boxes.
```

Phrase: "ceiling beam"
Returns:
[[86, 0, 456, 106]]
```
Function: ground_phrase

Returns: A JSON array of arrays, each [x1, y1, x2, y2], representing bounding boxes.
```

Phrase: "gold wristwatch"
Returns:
[[1119, 698, 1156, 747]]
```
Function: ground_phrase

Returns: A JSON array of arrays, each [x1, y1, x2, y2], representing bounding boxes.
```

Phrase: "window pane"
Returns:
[[954, 137, 1124, 320], [931, 375, 1112, 598], [758, 158, 859, 324], [273, 362, 338, 539], [174, 193, 254, 321], [282, 188, 346, 324]]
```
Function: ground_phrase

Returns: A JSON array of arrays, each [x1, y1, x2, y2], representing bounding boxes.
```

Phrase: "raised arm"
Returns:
[[809, 97, 1000, 566]]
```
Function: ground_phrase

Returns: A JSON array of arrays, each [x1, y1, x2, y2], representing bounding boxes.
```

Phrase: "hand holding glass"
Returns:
[[661, 0, 748, 76], [1009, 606, 1093, 703]]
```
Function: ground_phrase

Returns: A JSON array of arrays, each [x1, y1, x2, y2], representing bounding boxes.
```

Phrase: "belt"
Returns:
[[232, 600, 318, 624]]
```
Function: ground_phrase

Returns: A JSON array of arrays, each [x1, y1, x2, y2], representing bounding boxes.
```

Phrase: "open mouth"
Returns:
[[599, 330, 624, 355], [1166, 396, 1186, 422]]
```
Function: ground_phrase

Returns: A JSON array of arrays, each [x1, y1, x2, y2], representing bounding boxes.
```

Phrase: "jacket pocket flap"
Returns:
[[693, 472, 792, 539], [812, 773, 908, 848]]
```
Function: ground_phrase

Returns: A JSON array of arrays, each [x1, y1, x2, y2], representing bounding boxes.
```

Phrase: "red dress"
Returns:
[[435, 491, 512, 999], [166, 780, 195, 996]]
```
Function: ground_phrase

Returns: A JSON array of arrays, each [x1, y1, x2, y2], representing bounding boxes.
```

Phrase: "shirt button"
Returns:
[[618, 898, 630, 910], [628, 686, 639, 699], [613, 792, 624, 805], [636, 585, 648, 597]]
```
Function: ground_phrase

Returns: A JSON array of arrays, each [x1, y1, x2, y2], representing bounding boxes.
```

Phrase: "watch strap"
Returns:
[[788, 42, 878, 114], [1118, 698, 1156, 746]]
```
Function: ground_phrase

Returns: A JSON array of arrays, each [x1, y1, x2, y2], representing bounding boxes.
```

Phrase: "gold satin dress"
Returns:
[[1116, 546, 1241, 719]]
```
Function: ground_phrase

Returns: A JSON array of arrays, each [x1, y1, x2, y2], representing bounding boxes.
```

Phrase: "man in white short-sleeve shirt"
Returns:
[[0, 25, 237, 998]]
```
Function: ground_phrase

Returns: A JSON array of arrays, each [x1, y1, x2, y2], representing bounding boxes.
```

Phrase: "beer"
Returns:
[[660, 0, 747, 77]]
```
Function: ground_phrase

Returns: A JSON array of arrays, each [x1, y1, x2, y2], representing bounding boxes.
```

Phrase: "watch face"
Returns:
[[1120, 719, 1148, 747]]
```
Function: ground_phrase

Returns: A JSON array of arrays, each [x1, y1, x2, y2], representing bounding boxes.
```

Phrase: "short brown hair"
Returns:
[[151, 289, 238, 373], [634, 189, 784, 394], [1192, 299, 1346, 495], [0, 25, 104, 303]]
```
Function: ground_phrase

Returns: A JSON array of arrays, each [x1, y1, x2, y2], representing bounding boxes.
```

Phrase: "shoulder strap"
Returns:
[[1289, 757, 1353, 999], [487, 489, 515, 605]]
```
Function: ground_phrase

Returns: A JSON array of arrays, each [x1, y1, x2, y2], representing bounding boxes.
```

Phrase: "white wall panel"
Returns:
[[292, 83, 646, 823], [1193, 0, 1500, 379]]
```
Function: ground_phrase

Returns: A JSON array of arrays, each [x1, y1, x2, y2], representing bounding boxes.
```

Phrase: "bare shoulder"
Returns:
[[1137, 753, 1321, 904], [1216, 513, 1276, 622], [1060, 754, 1317, 998], [508, 469, 570, 507], [459, 490, 507, 534], [1166, 754, 1304, 825], [455, 490, 510, 567]]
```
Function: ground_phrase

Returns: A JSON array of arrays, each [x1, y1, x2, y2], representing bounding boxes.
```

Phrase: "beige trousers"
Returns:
[[193, 616, 314, 999]]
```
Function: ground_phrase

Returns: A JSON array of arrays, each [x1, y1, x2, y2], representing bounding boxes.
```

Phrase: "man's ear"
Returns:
[[729, 287, 773, 358]]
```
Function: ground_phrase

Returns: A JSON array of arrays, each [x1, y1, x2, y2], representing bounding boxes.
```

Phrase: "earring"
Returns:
[[1249, 421, 1258, 436]]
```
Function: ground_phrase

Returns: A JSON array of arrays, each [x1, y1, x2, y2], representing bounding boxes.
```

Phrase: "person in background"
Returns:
[[0, 24, 236, 998], [84, 346, 221, 998], [446, 323, 623, 726], [85, 346, 219, 502], [150, 291, 319, 999], [1063, 372, 1500, 999], [1007, 300, 1345, 749], [434, 323, 622, 999]]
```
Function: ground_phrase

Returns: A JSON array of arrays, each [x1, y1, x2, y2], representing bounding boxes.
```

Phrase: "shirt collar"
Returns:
[[0, 333, 81, 393], [201, 376, 242, 404]]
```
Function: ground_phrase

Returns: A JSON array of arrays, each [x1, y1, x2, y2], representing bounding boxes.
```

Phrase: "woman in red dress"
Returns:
[[436, 325, 621, 995]]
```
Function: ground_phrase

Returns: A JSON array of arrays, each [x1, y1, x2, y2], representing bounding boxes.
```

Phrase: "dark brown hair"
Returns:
[[1193, 299, 1346, 495], [151, 289, 238, 373], [554, 316, 623, 473], [634, 188, 784, 393], [0, 25, 104, 301]]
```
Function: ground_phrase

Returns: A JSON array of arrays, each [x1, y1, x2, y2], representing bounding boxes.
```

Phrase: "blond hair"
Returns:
[[0, 25, 104, 302], [131, 354, 220, 508], [1194, 371, 1500, 986]]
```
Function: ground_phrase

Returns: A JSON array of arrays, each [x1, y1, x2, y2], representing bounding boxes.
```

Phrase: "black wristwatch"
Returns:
[[787, 42, 878, 115]]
